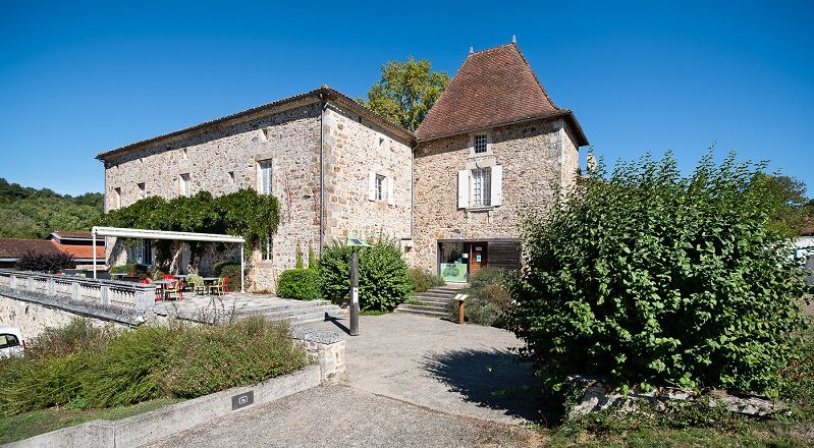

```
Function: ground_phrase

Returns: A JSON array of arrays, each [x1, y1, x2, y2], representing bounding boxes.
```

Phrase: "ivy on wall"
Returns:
[[101, 189, 280, 255]]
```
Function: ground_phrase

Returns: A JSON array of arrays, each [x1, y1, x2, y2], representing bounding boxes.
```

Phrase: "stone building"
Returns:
[[96, 42, 588, 289], [97, 89, 413, 291], [411, 43, 588, 281]]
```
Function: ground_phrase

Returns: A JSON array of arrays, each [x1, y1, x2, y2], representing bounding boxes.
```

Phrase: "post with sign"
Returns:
[[346, 235, 369, 336], [349, 250, 360, 336]]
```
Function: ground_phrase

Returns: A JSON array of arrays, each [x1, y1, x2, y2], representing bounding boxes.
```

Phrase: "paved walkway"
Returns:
[[144, 314, 544, 447]]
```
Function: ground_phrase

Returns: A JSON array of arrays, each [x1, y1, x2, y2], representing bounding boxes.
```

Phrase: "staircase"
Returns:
[[255, 299, 347, 326], [395, 284, 467, 319]]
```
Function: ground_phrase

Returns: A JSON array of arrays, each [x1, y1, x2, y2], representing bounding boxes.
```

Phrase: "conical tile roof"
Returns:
[[416, 43, 587, 145]]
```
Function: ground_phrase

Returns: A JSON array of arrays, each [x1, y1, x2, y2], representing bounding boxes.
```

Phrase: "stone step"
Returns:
[[263, 304, 345, 320], [419, 291, 459, 299], [402, 302, 450, 312], [393, 306, 450, 319], [412, 294, 454, 303]]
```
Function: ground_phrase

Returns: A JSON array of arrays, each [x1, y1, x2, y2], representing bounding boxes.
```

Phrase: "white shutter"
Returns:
[[368, 171, 376, 201], [387, 176, 395, 206], [490, 165, 503, 207], [457, 170, 470, 209]]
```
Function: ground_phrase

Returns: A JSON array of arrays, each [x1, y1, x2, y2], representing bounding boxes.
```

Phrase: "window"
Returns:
[[458, 165, 503, 209], [474, 134, 489, 154], [375, 174, 386, 201], [137, 182, 146, 200], [261, 237, 272, 261], [259, 161, 272, 195], [471, 169, 491, 207], [179, 174, 190, 197], [368, 171, 394, 205], [113, 187, 121, 209]]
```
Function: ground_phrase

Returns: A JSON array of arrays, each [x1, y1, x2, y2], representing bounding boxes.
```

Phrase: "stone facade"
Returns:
[[321, 107, 412, 244], [411, 119, 580, 272], [100, 92, 412, 292]]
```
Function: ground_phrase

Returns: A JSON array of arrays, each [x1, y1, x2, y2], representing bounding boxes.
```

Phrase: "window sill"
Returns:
[[465, 205, 495, 213]]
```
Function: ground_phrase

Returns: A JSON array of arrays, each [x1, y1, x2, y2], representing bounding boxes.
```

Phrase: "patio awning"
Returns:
[[90, 226, 247, 292]]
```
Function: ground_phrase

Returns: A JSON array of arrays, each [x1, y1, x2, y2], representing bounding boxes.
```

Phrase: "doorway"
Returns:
[[437, 240, 489, 283]]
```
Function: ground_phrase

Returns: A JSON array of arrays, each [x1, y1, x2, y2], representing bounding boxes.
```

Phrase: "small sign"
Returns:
[[476, 255, 482, 262], [232, 391, 254, 410], [475, 246, 483, 252]]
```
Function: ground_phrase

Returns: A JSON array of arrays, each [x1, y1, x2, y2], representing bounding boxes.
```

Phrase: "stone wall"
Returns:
[[321, 106, 413, 246], [412, 119, 579, 272], [104, 103, 324, 292]]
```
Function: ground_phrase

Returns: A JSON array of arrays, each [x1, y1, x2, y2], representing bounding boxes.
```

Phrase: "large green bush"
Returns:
[[276, 268, 321, 300], [320, 238, 411, 311], [510, 152, 811, 396]]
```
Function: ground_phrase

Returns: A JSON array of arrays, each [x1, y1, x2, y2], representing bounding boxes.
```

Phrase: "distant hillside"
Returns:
[[0, 178, 104, 239]]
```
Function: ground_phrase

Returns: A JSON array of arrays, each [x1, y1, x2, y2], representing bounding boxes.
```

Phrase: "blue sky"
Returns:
[[1, 1, 812, 196]]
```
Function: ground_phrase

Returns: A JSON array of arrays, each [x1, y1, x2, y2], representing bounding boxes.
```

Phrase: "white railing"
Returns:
[[0, 269, 155, 314]]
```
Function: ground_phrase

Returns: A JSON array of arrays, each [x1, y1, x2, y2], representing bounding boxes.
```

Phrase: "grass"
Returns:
[[360, 309, 389, 316], [543, 419, 814, 447], [0, 398, 183, 444]]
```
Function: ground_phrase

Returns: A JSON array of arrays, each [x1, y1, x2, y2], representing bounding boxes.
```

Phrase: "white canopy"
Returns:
[[91, 226, 246, 292]]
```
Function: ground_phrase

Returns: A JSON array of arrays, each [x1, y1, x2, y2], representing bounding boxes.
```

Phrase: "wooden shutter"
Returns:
[[387, 176, 395, 206], [368, 171, 376, 201], [490, 165, 503, 207], [457, 170, 469, 209]]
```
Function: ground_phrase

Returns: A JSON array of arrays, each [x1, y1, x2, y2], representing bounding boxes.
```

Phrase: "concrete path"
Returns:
[[303, 313, 542, 425], [143, 314, 544, 447]]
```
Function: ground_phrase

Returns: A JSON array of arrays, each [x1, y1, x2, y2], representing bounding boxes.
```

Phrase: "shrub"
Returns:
[[214, 262, 242, 286], [16, 251, 74, 273], [320, 238, 411, 311], [510, 152, 811, 395], [0, 317, 306, 415], [80, 325, 175, 408], [160, 317, 306, 397], [462, 268, 513, 327], [276, 268, 321, 300], [26, 318, 115, 359], [407, 267, 445, 293]]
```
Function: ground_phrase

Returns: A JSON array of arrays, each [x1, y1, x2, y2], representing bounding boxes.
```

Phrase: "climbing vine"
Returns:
[[101, 189, 280, 258]]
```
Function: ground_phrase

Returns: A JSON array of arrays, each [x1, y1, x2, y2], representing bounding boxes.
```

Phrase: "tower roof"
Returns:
[[415, 43, 588, 145]]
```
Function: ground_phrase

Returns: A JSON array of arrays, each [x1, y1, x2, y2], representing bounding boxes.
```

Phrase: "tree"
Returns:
[[756, 174, 809, 237], [510, 151, 810, 396], [363, 57, 450, 131]]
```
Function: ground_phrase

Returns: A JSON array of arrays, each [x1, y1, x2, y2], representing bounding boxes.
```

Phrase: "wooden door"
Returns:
[[468, 243, 488, 278]]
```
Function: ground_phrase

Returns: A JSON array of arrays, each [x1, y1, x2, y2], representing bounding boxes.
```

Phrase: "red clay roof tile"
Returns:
[[416, 44, 588, 145], [0, 239, 62, 259]]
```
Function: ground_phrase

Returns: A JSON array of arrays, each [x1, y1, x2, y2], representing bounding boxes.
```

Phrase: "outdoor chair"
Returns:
[[163, 279, 184, 301], [208, 276, 229, 296], [187, 275, 207, 295]]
